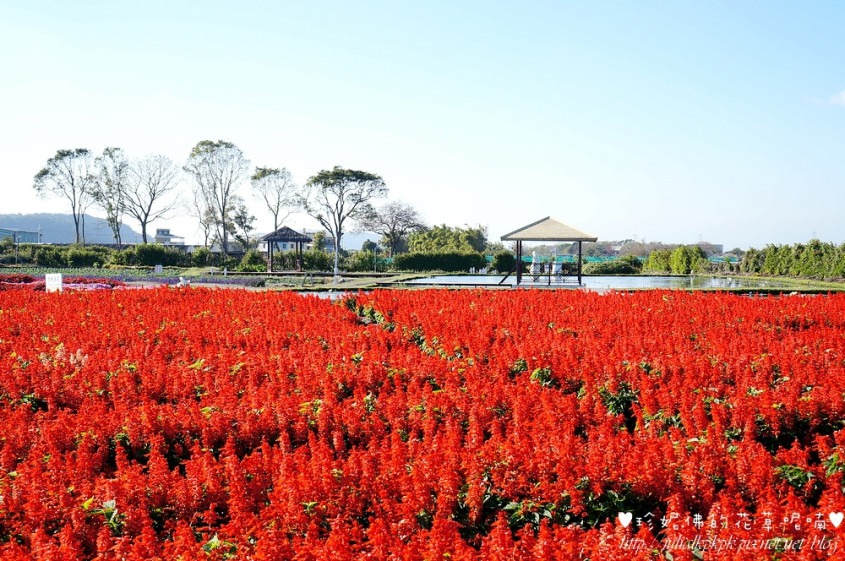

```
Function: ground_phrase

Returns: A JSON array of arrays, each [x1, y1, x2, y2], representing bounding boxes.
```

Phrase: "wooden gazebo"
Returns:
[[501, 216, 597, 286], [261, 226, 312, 271]]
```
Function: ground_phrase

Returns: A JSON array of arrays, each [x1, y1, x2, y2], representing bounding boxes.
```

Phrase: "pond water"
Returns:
[[403, 275, 825, 291]]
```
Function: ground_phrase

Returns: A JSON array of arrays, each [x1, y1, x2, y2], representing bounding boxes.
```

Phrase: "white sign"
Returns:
[[154, 264, 163, 273], [45, 273, 63, 293]]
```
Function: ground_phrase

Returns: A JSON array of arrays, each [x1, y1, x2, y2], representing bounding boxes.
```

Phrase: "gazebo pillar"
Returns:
[[516, 240, 523, 285], [577, 241, 583, 286]]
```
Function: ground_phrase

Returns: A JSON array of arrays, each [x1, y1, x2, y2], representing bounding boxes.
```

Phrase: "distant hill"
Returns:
[[0, 213, 142, 244]]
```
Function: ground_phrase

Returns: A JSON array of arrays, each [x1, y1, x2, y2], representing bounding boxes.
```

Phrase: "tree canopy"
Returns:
[[93, 147, 129, 245], [408, 224, 487, 254], [184, 140, 250, 256], [251, 167, 297, 232], [126, 154, 181, 243], [301, 166, 387, 277], [33, 149, 96, 244], [359, 201, 425, 257]]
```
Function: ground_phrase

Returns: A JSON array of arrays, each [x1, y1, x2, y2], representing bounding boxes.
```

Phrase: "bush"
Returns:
[[192, 247, 213, 267], [67, 245, 112, 268], [34, 247, 67, 267], [311, 231, 327, 251], [302, 249, 333, 271], [238, 249, 267, 272], [491, 250, 516, 273], [583, 255, 642, 275], [0, 239, 14, 264], [670, 245, 707, 275], [134, 244, 190, 267], [5, 244, 36, 265], [345, 250, 385, 273], [391, 251, 486, 272], [408, 225, 487, 253], [268, 250, 297, 271], [739, 240, 845, 280], [110, 246, 135, 266], [644, 249, 672, 273]]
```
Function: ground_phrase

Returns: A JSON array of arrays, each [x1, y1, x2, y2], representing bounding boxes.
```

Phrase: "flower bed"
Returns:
[[0, 274, 126, 291], [0, 288, 843, 559]]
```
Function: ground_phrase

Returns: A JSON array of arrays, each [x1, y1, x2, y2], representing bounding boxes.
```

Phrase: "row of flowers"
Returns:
[[0, 274, 127, 292], [0, 287, 843, 559]]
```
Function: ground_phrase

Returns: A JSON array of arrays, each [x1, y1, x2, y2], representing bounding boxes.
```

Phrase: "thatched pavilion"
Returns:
[[261, 226, 312, 271], [501, 216, 597, 285]]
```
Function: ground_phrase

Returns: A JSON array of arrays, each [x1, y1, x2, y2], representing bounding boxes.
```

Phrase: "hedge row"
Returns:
[[740, 240, 845, 280], [391, 251, 486, 272]]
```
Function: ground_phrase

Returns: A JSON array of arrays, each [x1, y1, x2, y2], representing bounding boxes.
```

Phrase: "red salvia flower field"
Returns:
[[0, 274, 126, 292], [1, 287, 844, 559]]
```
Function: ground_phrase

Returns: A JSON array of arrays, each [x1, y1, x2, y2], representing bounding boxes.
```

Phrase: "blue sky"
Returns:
[[1, 1, 843, 249]]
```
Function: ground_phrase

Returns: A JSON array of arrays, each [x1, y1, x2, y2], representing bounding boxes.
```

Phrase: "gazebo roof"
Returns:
[[501, 216, 597, 242], [260, 226, 313, 243]]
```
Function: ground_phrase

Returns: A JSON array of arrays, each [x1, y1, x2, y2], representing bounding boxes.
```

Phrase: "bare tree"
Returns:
[[359, 201, 426, 257], [33, 148, 96, 244], [251, 167, 297, 232], [184, 140, 250, 256], [93, 147, 129, 245], [191, 186, 216, 248], [125, 154, 181, 243], [301, 166, 387, 279]]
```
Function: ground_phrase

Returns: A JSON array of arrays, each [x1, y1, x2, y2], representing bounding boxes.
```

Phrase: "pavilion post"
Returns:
[[577, 241, 583, 285], [268, 242, 273, 272], [516, 240, 522, 285]]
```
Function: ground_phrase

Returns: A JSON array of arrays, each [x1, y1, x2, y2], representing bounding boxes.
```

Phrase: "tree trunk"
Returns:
[[332, 231, 341, 283], [73, 213, 81, 245], [333, 247, 339, 281]]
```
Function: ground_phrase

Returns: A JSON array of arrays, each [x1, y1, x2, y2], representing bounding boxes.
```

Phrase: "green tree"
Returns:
[[491, 250, 516, 273], [644, 249, 672, 273], [301, 166, 387, 279], [408, 224, 487, 253], [33, 148, 96, 244], [231, 196, 257, 250], [669, 245, 707, 274], [185, 140, 250, 256], [238, 249, 266, 272], [93, 147, 129, 245], [192, 246, 213, 267], [311, 231, 327, 251], [302, 248, 333, 271]]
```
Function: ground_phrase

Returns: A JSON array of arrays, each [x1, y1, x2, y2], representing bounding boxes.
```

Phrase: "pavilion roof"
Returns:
[[260, 226, 313, 243], [501, 216, 597, 242]]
